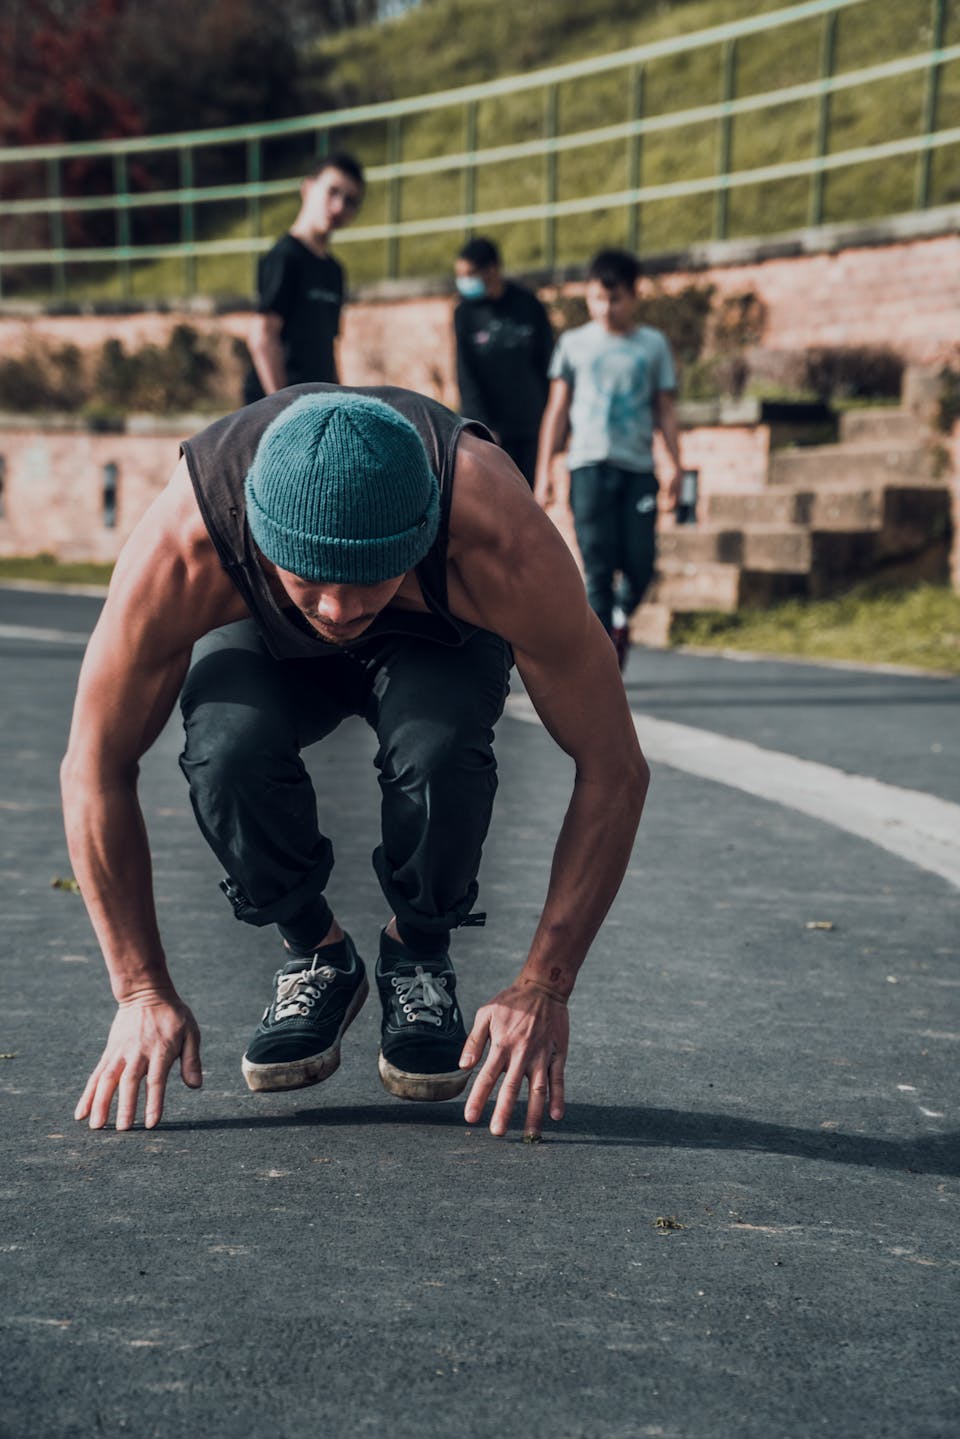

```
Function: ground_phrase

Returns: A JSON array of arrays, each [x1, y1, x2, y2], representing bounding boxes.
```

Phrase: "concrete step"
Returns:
[[812, 483, 951, 549], [649, 560, 808, 613], [707, 490, 814, 527], [770, 443, 936, 487], [657, 527, 744, 566], [838, 409, 930, 445], [629, 602, 673, 648], [661, 523, 835, 573], [707, 483, 950, 536]]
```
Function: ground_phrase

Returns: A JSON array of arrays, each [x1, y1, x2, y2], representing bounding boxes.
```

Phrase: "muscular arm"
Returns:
[[247, 311, 288, 395], [62, 461, 242, 1127], [534, 377, 571, 505], [449, 438, 649, 1133]]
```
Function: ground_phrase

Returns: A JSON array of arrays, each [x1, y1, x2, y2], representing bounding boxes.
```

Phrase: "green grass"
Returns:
[[672, 583, 960, 674], [20, 0, 960, 303], [0, 555, 114, 587]]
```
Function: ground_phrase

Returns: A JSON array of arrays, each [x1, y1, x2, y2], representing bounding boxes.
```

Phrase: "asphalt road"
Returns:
[[2, 585, 958, 1439]]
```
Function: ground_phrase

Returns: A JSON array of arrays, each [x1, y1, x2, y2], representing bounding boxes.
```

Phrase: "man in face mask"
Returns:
[[453, 237, 555, 488]]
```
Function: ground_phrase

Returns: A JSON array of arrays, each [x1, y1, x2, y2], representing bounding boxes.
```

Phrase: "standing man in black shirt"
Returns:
[[243, 153, 365, 404], [453, 237, 555, 487]]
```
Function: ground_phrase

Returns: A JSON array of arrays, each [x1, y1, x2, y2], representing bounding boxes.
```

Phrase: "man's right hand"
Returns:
[[534, 466, 555, 508], [74, 989, 202, 1131]]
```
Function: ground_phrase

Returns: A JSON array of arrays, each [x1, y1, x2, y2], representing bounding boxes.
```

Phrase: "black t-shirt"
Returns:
[[454, 280, 554, 438], [244, 235, 345, 403]]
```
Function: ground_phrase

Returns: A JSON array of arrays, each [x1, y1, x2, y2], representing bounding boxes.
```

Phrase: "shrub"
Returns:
[[680, 354, 749, 402], [710, 291, 766, 353], [92, 325, 221, 412], [548, 294, 589, 334], [639, 284, 714, 366], [936, 366, 960, 433], [0, 325, 228, 415], [0, 341, 89, 412], [802, 346, 905, 402]]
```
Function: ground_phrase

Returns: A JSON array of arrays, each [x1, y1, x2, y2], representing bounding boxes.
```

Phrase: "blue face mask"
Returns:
[[456, 275, 487, 301]]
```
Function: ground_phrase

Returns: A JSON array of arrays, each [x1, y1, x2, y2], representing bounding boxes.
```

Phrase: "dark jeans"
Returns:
[[499, 433, 539, 489], [178, 620, 512, 945], [568, 464, 659, 631]]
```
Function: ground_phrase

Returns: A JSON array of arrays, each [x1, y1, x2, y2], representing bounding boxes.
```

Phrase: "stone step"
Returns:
[[707, 483, 950, 535], [813, 483, 950, 549], [660, 524, 811, 571], [664, 523, 888, 576], [769, 443, 936, 487], [657, 527, 744, 566], [838, 409, 930, 445], [707, 489, 813, 527], [629, 601, 673, 648], [649, 560, 808, 613]]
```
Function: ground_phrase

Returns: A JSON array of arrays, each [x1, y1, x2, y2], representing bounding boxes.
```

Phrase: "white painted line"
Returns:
[[505, 694, 960, 891], [0, 579, 109, 598], [0, 623, 88, 646], [677, 644, 957, 681]]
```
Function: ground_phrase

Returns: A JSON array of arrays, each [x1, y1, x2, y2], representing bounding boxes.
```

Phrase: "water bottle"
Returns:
[[675, 468, 699, 526]]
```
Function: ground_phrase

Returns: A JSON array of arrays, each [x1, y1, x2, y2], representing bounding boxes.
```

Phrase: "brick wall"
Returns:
[[0, 416, 769, 561], [0, 229, 955, 576], [2, 231, 958, 399], [0, 424, 181, 562]]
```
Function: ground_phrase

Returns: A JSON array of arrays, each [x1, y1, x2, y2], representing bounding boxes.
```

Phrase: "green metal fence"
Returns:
[[0, 0, 956, 302]]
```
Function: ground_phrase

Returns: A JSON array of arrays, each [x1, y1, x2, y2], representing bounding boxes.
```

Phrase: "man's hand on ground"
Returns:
[[460, 982, 569, 1138], [74, 990, 202, 1131]]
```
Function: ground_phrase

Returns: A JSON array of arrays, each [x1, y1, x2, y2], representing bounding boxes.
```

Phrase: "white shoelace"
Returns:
[[392, 965, 452, 1026], [274, 956, 337, 1022]]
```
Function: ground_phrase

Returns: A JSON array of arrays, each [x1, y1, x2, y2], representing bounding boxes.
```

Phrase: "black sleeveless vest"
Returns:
[[180, 383, 491, 660]]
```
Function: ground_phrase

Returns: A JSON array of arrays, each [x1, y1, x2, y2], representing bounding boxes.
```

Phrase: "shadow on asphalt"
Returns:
[[155, 1102, 959, 1174]]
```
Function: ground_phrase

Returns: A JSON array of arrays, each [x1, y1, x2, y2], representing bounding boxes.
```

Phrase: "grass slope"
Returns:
[[69, 0, 960, 301], [672, 583, 960, 675]]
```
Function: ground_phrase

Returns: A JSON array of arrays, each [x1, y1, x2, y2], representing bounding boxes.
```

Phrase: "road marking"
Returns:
[[8, 616, 959, 889], [0, 623, 88, 646], [505, 695, 960, 890]]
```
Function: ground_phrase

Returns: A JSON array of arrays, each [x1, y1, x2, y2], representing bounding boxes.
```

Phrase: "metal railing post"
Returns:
[[544, 83, 558, 270], [46, 157, 66, 303], [462, 100, 478, 241], [627, 63, 645, 253], [714, 37, 737, 241], [387, 117, 403, 280], [179, 145, 196, 296], [113, 153, 132, 300], [247, 137, 262, 294], [809, 10, 838, 226], [915, 0, 946, 209]]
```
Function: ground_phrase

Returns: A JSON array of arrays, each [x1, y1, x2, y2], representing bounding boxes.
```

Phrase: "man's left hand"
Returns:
[[460, 982, 569, 1138], [666, 467, 684, 509]]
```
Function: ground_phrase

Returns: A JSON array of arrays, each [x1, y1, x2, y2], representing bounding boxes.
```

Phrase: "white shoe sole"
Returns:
[[377, 1050, 472, 1102], [241, 977, 369, 1093]]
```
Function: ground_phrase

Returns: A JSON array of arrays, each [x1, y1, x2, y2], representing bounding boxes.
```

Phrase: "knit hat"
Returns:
[[244, 392, 440, 583]]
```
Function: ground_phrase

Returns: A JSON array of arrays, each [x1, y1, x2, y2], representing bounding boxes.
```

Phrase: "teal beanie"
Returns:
[[244, 393, 440, 583]]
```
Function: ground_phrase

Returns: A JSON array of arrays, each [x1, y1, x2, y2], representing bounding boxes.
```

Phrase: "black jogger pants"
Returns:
[[178, 619, 512, 945]]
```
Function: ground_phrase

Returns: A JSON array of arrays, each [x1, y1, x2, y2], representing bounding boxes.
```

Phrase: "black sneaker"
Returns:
[[241, 935, 368, 1093], [375, 936, 471, 1102]]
